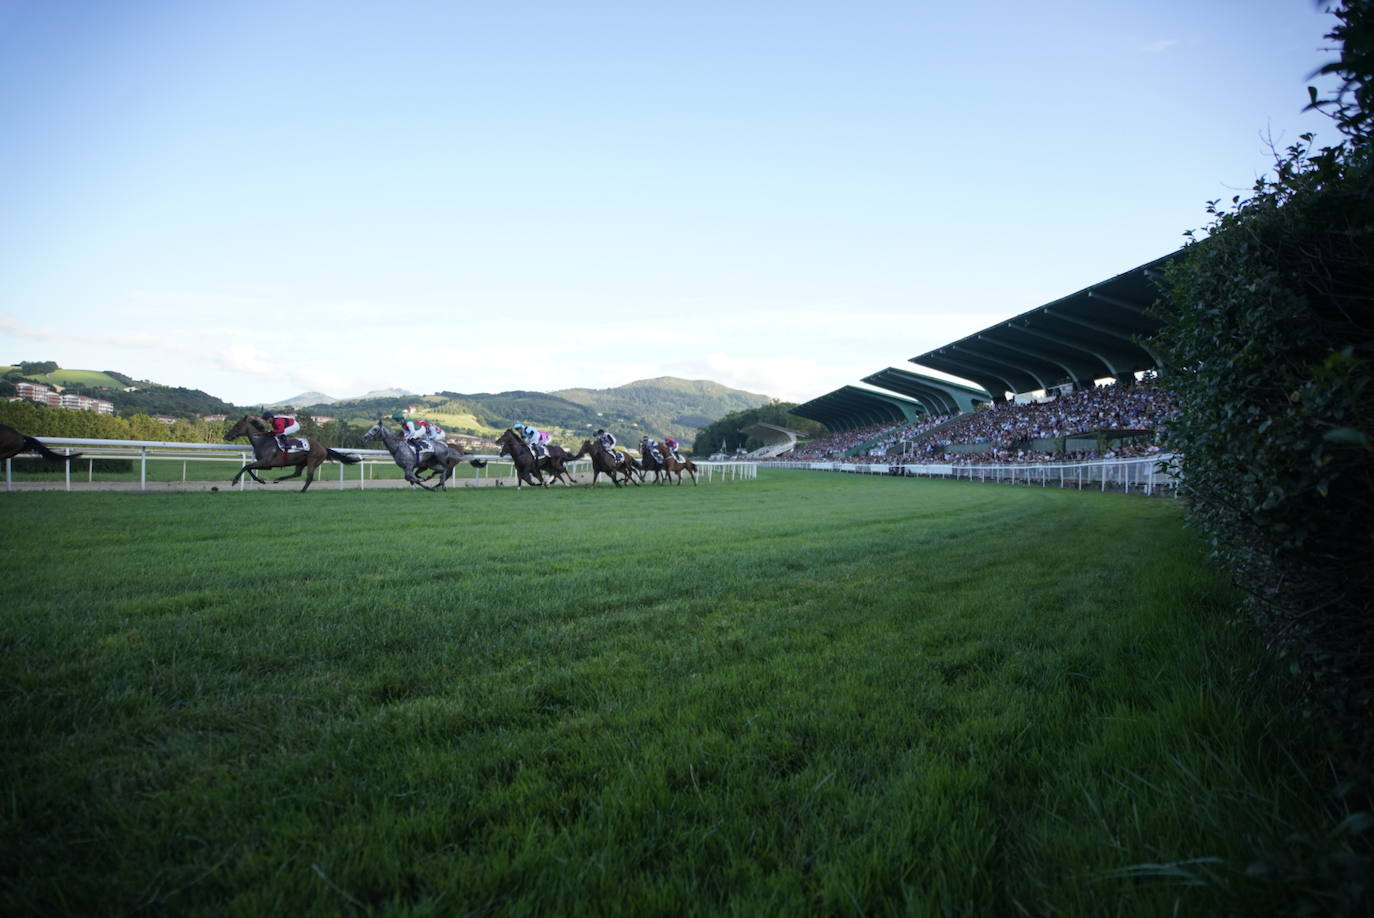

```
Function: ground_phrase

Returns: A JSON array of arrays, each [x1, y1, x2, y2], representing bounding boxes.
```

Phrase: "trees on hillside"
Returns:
[[690, 403, 827, 456]]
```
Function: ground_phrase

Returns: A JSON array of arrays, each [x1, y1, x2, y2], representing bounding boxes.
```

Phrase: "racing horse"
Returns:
[[636, 440, 667, 485], [226, 416, 361, 492], [655, 442, 698, 486], [0, 424, 82, 463], [494, 428, 548, 488], [362, 421, 460, 490], [572, 439, 636, 487], [537, 443, 578, 486]]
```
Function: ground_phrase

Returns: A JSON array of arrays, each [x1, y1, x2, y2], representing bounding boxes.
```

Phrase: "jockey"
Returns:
[[513, 423, 549, 458], [595, 428, 621, 465], [262, 412, 300, 454], [393, 411, 431, 461], [664, 435, 683, 463], [640, 436, 660, 464]]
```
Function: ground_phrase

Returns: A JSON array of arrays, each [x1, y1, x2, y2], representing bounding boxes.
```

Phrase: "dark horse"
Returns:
[[226, 416, 361, 492], [494, 429, 547, 488], [637, 441, 667, 485], [537, 443, 577, 486], [0, 424, 81, 463], [655, 442, 698, 486], [362, 421, 462, 491], [572, 439, 636, 487]]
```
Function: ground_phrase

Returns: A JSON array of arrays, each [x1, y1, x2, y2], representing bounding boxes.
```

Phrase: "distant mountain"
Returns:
[[270, 387, 413, 408], [13, 361, 771, 448], [553, 377, 770, 439], [270, 391, 337, 408], [313, 377, 772, 446]]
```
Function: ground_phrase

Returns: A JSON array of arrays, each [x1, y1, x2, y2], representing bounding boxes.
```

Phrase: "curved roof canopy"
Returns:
[[910, 251, 1177, 399], [790, 386, 922, 432], [739, 422, 806, 449], [861, 368, 990, 416]]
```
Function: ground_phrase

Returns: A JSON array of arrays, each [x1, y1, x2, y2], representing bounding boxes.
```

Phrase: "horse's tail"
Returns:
[[26, 437, 81, 463], [469, 459, 488, 468], [327, 449, 362, 464]]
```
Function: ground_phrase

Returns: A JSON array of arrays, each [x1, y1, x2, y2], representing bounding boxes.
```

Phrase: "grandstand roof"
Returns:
[[910, 251, 1178, 398], [739, 422, 806, 447], [861, 368, 990, 416], [790, 386, 923, 432]]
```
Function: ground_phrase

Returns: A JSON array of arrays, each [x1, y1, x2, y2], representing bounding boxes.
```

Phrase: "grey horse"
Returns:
[[363, 422, 459, 491]]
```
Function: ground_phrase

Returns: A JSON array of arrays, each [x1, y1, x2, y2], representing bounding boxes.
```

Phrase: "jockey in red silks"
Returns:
[[664, 436, 683, 463], [262, 412, 300, 454]]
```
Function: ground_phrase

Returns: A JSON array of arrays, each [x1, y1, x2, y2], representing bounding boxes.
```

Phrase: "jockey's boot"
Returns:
[[276, 435, 288, 453]]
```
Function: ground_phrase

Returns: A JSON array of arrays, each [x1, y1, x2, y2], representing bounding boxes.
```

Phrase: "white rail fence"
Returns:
[[768, 454, 1177, 496], [3, 437, 759, 491]]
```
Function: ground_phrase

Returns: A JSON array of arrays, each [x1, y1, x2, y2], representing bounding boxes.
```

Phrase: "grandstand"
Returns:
[[737, 422, 809, 458], [788, 250, 1179, 460]]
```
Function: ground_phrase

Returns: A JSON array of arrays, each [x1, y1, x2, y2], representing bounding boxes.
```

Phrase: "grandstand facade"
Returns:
[[791, 250, 1178, 434]]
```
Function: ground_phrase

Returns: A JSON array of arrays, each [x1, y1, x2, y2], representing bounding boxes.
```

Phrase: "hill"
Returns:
[[271, 387, 414, 408], [6, 360, 771, 447], [271, 391, 337, 407], [297, 378, 771, 446], [553, 377, 770, 436]]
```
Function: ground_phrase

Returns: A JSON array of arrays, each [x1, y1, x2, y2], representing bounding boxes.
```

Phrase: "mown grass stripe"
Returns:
[[0, 472, 1341, 916]]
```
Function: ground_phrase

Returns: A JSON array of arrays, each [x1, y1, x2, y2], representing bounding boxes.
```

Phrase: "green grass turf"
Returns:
[[0, 472, 1341, 916], [29, 368, 127, 389]]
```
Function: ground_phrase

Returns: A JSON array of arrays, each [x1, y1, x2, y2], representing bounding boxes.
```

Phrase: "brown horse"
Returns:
[[0, 424, 81, 463], [494, 429, 547, 488], [572, 439, 636, 487], [226, 416, 361, 492], [538, 443, 579, 486], [655, 442, 698, 486]]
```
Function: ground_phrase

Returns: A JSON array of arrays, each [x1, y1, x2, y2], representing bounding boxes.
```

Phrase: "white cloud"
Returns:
[[1142, 39, 1178, 54]]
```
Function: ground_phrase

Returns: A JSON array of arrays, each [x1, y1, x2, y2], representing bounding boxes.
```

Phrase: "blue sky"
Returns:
[[0, 0, 1347, 405]]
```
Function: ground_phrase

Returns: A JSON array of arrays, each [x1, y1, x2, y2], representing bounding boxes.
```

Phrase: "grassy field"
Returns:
[[0, 472, 1345, 916], [24, 368, 127, 389]]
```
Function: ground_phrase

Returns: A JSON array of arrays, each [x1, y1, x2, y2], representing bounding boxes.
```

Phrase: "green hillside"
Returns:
[[34, 368, 128, 390], [6, 360, 771, 448], [299, 378, 771, 448]]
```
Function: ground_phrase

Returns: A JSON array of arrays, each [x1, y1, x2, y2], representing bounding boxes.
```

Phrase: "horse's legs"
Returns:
[[232, 462, 270, 485], [274, 461, 306, 482], [300, 458, 320, 492]]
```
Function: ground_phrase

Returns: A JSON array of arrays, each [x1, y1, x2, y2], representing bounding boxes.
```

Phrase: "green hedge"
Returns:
[[1155, 123, 1373, 715]]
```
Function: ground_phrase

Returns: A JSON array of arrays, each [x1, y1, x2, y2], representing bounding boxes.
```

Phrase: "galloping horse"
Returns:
[[572, 439, 636, 487], [636, 441, 667, 485], [494, 429, 547, 488], [0, 424, 81, 464], [655, 442, 698, 486], [537, 443, 578, 486], [362, 422, 459, 490], [226, 416, 361, 492]]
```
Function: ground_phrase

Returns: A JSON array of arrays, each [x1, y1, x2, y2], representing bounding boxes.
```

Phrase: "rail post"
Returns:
[[65, 449, 72, 491], [140, 447, 148, 491]]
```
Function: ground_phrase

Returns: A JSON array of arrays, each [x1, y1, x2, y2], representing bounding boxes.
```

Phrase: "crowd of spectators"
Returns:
[[781, 423, 892, 460], [776, 378, 1175, 465]]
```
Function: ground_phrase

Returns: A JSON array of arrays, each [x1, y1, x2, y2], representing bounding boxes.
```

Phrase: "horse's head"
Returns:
[[225, 416, 258, 440], [362, 422, 387, 442]]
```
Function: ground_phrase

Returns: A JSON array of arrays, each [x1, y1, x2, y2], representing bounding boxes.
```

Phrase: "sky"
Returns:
[[0, 0, 1349, 406]]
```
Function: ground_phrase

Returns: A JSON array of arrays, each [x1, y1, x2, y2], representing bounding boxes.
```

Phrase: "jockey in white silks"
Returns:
[[515, 423, 550, 459], [595, 428, 621, 465]]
